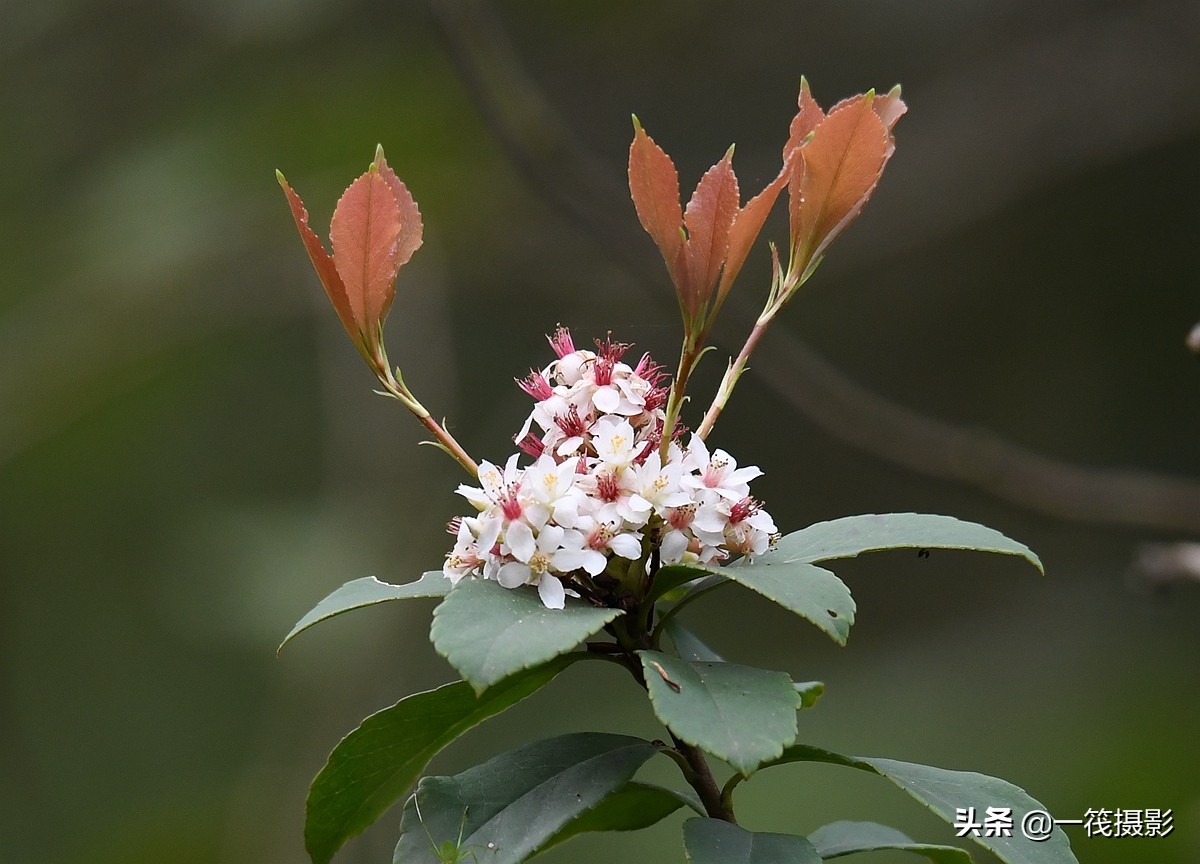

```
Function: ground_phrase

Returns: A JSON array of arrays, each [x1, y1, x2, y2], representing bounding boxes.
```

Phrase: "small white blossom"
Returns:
[[593, 416, 639, 468], [682, 436, 763, 503], [496, 523, 575, 609]]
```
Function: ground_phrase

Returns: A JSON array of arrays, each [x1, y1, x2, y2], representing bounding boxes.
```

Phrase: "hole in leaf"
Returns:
[[826, 609, 838, 618]]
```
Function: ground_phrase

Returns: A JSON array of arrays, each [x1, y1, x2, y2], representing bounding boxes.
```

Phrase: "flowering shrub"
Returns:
[[278, 81, 1079, 864]]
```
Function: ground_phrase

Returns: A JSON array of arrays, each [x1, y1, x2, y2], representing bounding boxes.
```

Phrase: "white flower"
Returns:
[[556, 514, 643, 576], [592, 416, 639, 468], [555, 349, 594, 387], [576, 464, 652, 528], [521, 454, 586, 528], [496, 523, 574, 609], [630, 451, 692, 513], [657, 527, 691, 565], [443, 516, 502, 584], [456, 454, 523, 513], [693, 496, 777, 557], [682, 436, 763, 503], [589, 362, 646, 416]]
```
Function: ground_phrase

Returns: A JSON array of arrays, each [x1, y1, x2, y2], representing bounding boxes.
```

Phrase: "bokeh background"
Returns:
[[2, 1, 1198, 862]]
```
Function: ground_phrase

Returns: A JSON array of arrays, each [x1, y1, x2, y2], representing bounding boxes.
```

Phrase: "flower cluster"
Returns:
[[444, 329, 777, 608]]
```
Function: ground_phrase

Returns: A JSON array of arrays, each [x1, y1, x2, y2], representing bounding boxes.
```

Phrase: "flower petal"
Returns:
[[609, 532, 643, 560], [537, 575, 566, 609], [506, 520, 536, 563], [660, 530, 689, 564], [538, 523, 566, 551], [497, 561, 530, 588], [592, 385, 621, 415]]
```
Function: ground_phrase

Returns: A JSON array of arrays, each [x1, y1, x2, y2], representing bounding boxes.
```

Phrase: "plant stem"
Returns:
[[650, 579, 729, 647], [672, 734, 737, 822], [375, 362, 479, 478], [719, 771, 747, 815], [696, 311, 773, 441], [616, 593, 737, 824], [659, 333, 701, 461], [415, 413, 480, 478]]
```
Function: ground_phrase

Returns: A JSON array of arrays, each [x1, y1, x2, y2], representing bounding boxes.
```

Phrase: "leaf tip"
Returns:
[[631, 113, 643, 133], [275, 168, 287, 187], [374, 142, 385, 164]]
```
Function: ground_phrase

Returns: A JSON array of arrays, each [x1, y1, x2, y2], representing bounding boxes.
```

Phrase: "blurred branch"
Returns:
[[1132, 543, 1200, 592], [429, 0, 1200, 535], [426, 0, 635, 264]]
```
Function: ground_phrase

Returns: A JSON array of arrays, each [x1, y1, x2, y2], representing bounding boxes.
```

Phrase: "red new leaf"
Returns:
[[374, 145, 424, 274], [785, 77, 826, 156], [789, 94, 889, 268], [871, 84, 907, 157], [717, 151, 794, 307], [683, 148, 739, 316], [278, 171, 359, 347], [330, 169, 404, 338], [629, 119, 686, 290]]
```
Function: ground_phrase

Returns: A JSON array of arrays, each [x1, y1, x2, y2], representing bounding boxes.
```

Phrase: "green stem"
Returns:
[[696, 244, 825, 441], [375, 362, 479, 478], [651, 579, 730, 647], [719, 772, 747, 815], [695, 311, 773, 441], [659, 331, 702, 461]]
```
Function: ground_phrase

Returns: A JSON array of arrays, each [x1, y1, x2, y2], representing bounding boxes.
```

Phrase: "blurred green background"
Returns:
[[2, 1, 1197, 862]]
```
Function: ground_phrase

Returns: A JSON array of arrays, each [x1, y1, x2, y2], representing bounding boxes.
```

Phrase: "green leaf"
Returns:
[[665, 620, 724, 662], [280, 572, 451, 653], [683, 818, 821, 864], [304, 657, 576, 864], [540, 781, 701, 852], [722, 558, 855, 645], [638, 651, 800, 774], [810, 820, 972, 862], [794, 680, 825, 709], [762, 746, 1077, 864], [393, 732, 664, 864], [430, 578, 623, 693], [774, 514, 1043, 574]]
